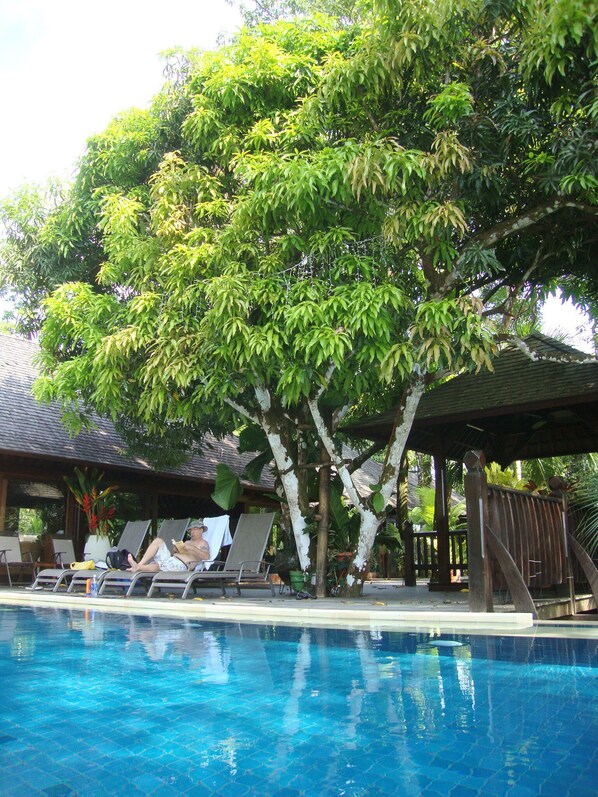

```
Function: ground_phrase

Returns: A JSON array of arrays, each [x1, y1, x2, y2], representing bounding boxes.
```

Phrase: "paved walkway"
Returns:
[[3, 578, 597, 637]]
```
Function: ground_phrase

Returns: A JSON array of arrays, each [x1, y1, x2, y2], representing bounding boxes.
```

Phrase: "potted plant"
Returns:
[[272, 548, 299, 591], [374, 522, 405, 578], [325, 487, 362, 593], [64, 467, 118, 560]]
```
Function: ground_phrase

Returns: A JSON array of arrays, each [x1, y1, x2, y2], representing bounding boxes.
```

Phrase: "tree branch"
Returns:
[[347, 440, 386, 473], [223, 397, 259, 424], [500, 334, 598, 364], [307, 395, 369, 516], [471, 199, 597, 250]]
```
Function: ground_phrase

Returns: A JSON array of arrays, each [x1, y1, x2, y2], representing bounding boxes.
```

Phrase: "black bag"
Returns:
[[106, 549, 131, 570]]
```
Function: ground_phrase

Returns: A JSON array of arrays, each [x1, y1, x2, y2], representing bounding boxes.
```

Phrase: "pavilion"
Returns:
[[0, 333, 390, 562], [0, 333, 277, 556], [347, 333, 598, 615]]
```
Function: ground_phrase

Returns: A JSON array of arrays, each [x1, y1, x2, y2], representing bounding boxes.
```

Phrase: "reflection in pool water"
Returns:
[[0, 606, 596, 796]]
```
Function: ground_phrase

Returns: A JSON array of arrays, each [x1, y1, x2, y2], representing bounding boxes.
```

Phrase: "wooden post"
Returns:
[[433, 451, 451, 587], [150, 493, 159, 538], [315, 444, 331, 598], [402, 520, 416, 586], [464, 450, 493, 613], [65, 490, 83, 558], [0, 475, 7, 532], [397, 454, 415, 585], [549, 476, 576, 616]]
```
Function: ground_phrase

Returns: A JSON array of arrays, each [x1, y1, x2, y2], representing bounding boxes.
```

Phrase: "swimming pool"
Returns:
[[0, 606, 595, 796]]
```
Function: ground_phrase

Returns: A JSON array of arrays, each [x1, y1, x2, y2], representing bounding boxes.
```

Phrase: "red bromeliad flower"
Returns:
[[64, 467, 119, 537]]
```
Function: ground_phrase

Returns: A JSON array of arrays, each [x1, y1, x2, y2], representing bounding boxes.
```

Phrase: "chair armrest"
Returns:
[[206, 559, 227, 571], [238, 560, 272, 578], [187, 558, 227, 572]]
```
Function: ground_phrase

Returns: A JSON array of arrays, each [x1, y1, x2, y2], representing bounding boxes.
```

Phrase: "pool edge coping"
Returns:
[[3, 590, 598, 637], [0, 588, 536, 630]]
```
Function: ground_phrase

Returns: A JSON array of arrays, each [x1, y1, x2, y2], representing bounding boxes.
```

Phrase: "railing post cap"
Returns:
[[464, 450, 486, 471]]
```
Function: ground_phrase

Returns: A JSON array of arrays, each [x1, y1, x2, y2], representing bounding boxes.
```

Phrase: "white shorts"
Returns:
[[154, 543, 188, 572]]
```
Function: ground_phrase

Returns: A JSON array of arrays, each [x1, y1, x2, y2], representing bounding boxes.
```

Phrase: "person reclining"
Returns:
[[127, 523, 210, 573]]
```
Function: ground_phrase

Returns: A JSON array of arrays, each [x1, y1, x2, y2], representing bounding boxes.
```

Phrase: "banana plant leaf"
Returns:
[[238, 424, 270, 454], [242, 450, 273, 484], [329, 482, 360, 552], [211, 463, 242, 510]]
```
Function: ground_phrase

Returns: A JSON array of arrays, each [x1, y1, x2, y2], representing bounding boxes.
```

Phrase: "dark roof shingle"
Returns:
[[348, 333, 598, 463], [0, 333, 271, 487]]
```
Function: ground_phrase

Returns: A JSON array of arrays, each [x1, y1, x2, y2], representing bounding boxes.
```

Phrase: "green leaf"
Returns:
[[238, 424, 269, 454], [242, 450, 273, 484], [211, 463, 242, 510], [372, 491, 386, 514]]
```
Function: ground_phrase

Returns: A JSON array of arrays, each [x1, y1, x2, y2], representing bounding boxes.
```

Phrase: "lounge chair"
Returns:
[[30, 520, 151, 592], [0, 535, 35, 587], [147, 512, 276, 599], [99, 516, 230, 597], [27, 536, 78, 590], [50, 536, 76, 568], [98, 517, 192, 596], [68, 519, 155, 593]]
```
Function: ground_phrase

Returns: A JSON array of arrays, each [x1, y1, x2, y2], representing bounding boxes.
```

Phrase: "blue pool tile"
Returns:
[[1, 607, 597, 797], [185, 784, 218, 797], [0, 735, 16, 745], [506, 783, 538, 797], [42, 785, 76, 797]]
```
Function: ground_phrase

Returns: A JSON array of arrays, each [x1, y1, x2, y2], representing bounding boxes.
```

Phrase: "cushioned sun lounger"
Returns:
[[147, 512, 276, 599], [98, 515, 232, 598], [30, 520, 151, 592]]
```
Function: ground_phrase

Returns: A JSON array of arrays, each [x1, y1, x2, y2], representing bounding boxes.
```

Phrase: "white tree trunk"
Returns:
[[264, 427, 311, 569], [351, 511, 380, 586], [379, 377, 426, 505], [309, 376, 426, 589], [254, 384, 311, 570]]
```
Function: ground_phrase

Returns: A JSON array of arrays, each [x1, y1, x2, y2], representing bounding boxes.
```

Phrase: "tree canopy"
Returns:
[[2, 0, 596, 591]]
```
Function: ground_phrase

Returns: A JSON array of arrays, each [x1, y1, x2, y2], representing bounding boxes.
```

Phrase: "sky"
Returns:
[[0, 0, 593, 352], [0, 0, 242, 194], [540, 293, 593, 353]]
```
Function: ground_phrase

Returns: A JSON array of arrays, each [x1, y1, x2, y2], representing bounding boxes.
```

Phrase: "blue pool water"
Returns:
[[0, 607, 596, 796]]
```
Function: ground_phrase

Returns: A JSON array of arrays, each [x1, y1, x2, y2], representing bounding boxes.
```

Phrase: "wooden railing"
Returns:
[[412, 529, 468, 581], [486, 483, 567, 589], [464, 450, 575, 616]]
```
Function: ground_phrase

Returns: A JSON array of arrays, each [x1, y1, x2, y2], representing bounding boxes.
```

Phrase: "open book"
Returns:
[[172, 539, 187, 554]]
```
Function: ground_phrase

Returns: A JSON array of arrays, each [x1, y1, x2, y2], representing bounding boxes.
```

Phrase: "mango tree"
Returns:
[[16, 0, 597, 594]]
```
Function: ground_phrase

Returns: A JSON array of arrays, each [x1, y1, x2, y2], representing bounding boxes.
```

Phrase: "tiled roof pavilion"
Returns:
[[0, 333, 275, 524], [0, 333, 389, 531], [348, 333, 598, 466]]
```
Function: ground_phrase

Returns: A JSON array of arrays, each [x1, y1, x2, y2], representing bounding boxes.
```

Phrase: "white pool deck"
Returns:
[[1, 579, 596, 638]]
